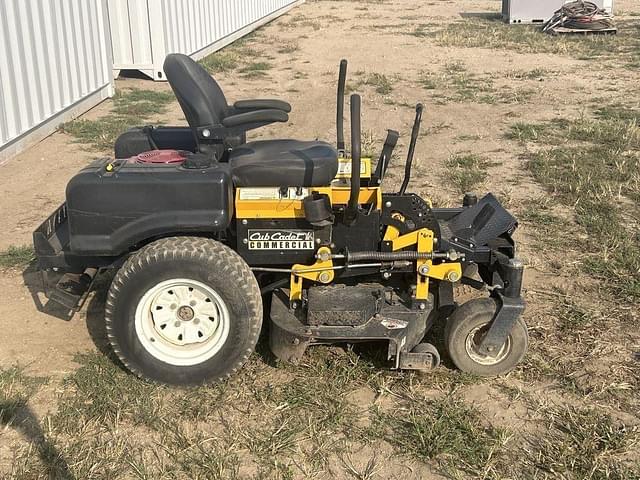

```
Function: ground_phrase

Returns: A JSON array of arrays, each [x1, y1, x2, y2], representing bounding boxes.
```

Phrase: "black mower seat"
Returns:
[[230, 140, 338, 187]]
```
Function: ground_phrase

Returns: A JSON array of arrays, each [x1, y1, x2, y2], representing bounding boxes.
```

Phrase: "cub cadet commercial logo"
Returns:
[[248, 230, 314, 250]]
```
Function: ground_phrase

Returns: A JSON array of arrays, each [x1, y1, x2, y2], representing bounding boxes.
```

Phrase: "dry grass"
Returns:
[[515, 111, 640, 301], [508, 106, 640, 418], [372, 394, 511, 476], [3, 0, 640, 478], [420, 62, 537, 105], [523, 405, 640, 479], [430, 17, 640, 66]]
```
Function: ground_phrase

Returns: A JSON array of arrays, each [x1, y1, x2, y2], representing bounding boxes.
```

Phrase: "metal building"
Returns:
[[109, 0, 305, 80], [0, 0, 304, 162], [0, 0, 114, 164]]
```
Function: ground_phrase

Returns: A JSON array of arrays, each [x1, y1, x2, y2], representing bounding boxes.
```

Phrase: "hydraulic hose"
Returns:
[[543, 1, 614, 33]]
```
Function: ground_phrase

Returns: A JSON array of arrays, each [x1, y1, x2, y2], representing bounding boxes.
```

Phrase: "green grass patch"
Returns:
[[239, 61, 273, 79], [200, 33, 261, 74], [200, 50, 240, 73], [515, 110, 640, 301], [595, 105, 640, 124], [555, 299, 597, 333], [0, 245, 34, 269], [279, 14, 323, 30], [507, 121, 553, 142], [445, 153, 495, 193], [345, 71, 395, 96], [53, 352, 168, 433], [505, 68, 550, 80], [420, 62, 535, 105], [409, 22, 437, 38], [525, 405, 640, 480], [111, 88, 174, 117], [60, 88, 174, 151], [516, 197, 572, 250], [60, 115, 141, 152], [14, 344, 635, 479], [372, 395, 509, 477]]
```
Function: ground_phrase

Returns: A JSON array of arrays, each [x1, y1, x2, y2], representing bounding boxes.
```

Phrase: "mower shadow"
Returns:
[[83, 272, 135, 375], [22, 261, 113, 359], [21, 263, 127, 373], [0, 400, 75, 479], [424, 308, 457, 370]]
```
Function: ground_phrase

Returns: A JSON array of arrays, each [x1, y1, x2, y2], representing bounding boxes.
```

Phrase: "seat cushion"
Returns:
[[230, 140, 339, 187]]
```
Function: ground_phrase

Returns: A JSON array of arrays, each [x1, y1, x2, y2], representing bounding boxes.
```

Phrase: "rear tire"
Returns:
[[105, 237, 262, 385], [445, 298, 528, 376]]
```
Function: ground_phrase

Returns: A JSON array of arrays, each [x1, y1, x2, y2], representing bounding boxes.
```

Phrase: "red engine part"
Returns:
[[135, 150, 187, 164]]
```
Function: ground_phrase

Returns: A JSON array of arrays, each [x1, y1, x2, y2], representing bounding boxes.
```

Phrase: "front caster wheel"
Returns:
[[445, 298, 528, 376], [412, 342, 441, 369], [105, 237, 262, 386]]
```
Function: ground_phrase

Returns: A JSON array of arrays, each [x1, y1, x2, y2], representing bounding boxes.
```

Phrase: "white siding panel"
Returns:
[[0, 0, 114, 161], [109, 0, 303, 80]]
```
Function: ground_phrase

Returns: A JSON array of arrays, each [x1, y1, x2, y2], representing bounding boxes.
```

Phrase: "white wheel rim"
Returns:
[[134, 278, 230, 366], [465, 324, 511, 366]]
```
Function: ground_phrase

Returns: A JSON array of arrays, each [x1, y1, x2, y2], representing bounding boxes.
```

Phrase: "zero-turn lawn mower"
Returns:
[[33, 55, 527, 385]]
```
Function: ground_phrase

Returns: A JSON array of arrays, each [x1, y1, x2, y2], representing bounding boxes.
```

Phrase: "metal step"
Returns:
[[47, 268, 97, 311]]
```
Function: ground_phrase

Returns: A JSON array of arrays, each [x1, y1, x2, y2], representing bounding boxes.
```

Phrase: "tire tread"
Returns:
[[105, 236, 262, 384]]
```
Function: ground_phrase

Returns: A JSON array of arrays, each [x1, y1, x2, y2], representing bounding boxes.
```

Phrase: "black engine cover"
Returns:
[[66, 157, 232, 255]]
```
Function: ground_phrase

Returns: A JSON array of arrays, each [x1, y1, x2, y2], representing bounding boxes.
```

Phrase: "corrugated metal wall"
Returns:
[[0, 0, 303, 161], [0, 0, 114, 162], [161, 0, 300, 54], [110, 0, 303, 80], [109, 0, 155, 73]]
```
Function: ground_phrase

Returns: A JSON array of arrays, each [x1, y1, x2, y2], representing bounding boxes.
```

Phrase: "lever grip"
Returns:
[[399, 103, 424, 195], [336, 59, 348, 152], [345, 94, 361, 225]]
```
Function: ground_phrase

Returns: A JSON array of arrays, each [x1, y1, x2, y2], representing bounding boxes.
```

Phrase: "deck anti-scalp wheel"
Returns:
[[445, 298, 528, 376], [105, 237, 262, 385]]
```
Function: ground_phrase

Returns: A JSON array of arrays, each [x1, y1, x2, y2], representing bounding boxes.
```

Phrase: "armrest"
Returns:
[[195, 109, 289, 142], [222, 109, 288, 129], [233, 99, 292, 113]]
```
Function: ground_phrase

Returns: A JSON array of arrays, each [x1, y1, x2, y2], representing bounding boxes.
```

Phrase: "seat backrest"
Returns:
[[164, 53, 229, 129]]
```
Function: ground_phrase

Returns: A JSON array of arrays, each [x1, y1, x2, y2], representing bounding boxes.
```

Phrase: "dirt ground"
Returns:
[[1, 0, 639, 478]]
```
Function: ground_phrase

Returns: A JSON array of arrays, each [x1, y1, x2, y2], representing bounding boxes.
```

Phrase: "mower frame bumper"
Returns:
[[479, 258, 526, 355], [33, 203, 72, 270]]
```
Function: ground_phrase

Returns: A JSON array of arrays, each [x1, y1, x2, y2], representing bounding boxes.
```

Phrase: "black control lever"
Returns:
[[344, 94, 361, 225], [372, 129, 399, 186], [399, 104, 424, 195], [336, 59, 348, 154]]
